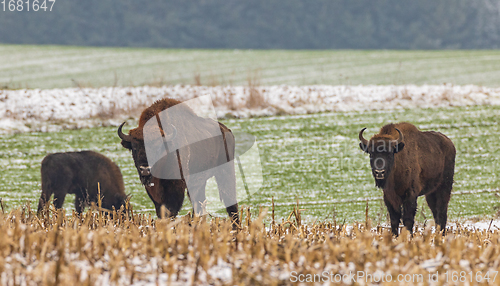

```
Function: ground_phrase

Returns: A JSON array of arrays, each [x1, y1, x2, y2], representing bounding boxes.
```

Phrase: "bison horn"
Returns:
[[395, 128, 404, 144], [118, 122, 132, 142], [163, 124, 177, 141], [359, 128, 368, 146]]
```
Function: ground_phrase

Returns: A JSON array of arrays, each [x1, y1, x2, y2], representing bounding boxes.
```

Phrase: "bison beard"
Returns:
[[118, 98, 240, 228], [359, 122, 456, 236], [37, 151, 128, 215]]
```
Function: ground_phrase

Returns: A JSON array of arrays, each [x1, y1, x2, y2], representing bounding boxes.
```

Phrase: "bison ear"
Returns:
[[359, 142, 369, 153], [121, 140, 132, 150], [394, 142, 405, 153]]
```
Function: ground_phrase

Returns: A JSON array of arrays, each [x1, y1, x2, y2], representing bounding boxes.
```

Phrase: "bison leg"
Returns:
[[402, 197, 418, 234], [53, 192, 67, 209], [39, 171, 70, 212], [37, 190, 53, 215], [74, 193, 85, 214], [225, 204, 239, 229], [145, 188, 169, 218], [214, 163, 239, 228], [425, 192, 439, 225], [431, 160, 454, 234], [384, 195, 401, 236], [186, 180, 207, 216], [149, 180, 185, 218], [153, 201, 164, 218], [425, 190, 451, 234], [38, 171, 56, 214]]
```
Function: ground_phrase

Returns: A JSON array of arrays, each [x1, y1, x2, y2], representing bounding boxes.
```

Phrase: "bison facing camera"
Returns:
[[143, 95, 263, 215]]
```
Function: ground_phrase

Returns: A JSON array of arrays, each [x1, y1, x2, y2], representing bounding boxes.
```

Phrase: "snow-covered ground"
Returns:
[[340, 220, 500, 237], [1, 84, 500, 133], [457, 219, 500, 231]]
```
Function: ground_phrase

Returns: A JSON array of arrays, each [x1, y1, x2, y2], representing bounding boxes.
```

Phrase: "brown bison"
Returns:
[[118, 98, 239, 226], [37, 151, 128, 214], [359, 122, 456, 235]]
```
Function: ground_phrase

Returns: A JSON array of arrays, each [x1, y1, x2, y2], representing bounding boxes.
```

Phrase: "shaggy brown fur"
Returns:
[[119, 98, 239, 227], [359, 122, 456, 235], [129, 98, 197, 140], [38, 151, 127, 215]]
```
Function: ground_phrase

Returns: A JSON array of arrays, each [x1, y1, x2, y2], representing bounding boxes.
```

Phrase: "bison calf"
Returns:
[[359, 122, 456, 235], [38, 151, 128, 214]]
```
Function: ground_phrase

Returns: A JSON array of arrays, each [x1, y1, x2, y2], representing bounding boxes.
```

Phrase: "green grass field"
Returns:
[[2, 45, 500, 88], [1, 105, 499, 223], [1, 45, 499, 223]]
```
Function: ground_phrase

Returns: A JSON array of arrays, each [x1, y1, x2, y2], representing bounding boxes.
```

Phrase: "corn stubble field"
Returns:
[[1, 205, 500, 285], [1, 46, 500, 284]]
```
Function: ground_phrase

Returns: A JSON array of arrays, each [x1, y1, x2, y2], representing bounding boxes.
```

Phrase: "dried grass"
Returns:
[[193, 72, 202, 86], [93, 94, 154, 122], [246, 69, 267, 109], [1, 202, 500, 285]]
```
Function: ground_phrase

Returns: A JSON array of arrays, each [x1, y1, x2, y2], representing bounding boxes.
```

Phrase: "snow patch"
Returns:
[[1, 84, 500, 133]]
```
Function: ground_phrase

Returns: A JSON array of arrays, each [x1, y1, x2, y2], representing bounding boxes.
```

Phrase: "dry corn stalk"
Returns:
[[0, 203, 498, 285]]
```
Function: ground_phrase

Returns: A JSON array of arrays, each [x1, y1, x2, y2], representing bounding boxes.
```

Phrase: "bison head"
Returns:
[[118, 122, 176, 186], [359, 127, 405, 188]]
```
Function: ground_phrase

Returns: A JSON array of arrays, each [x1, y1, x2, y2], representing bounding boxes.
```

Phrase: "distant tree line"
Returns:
[[1, 0, 499, 49]]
